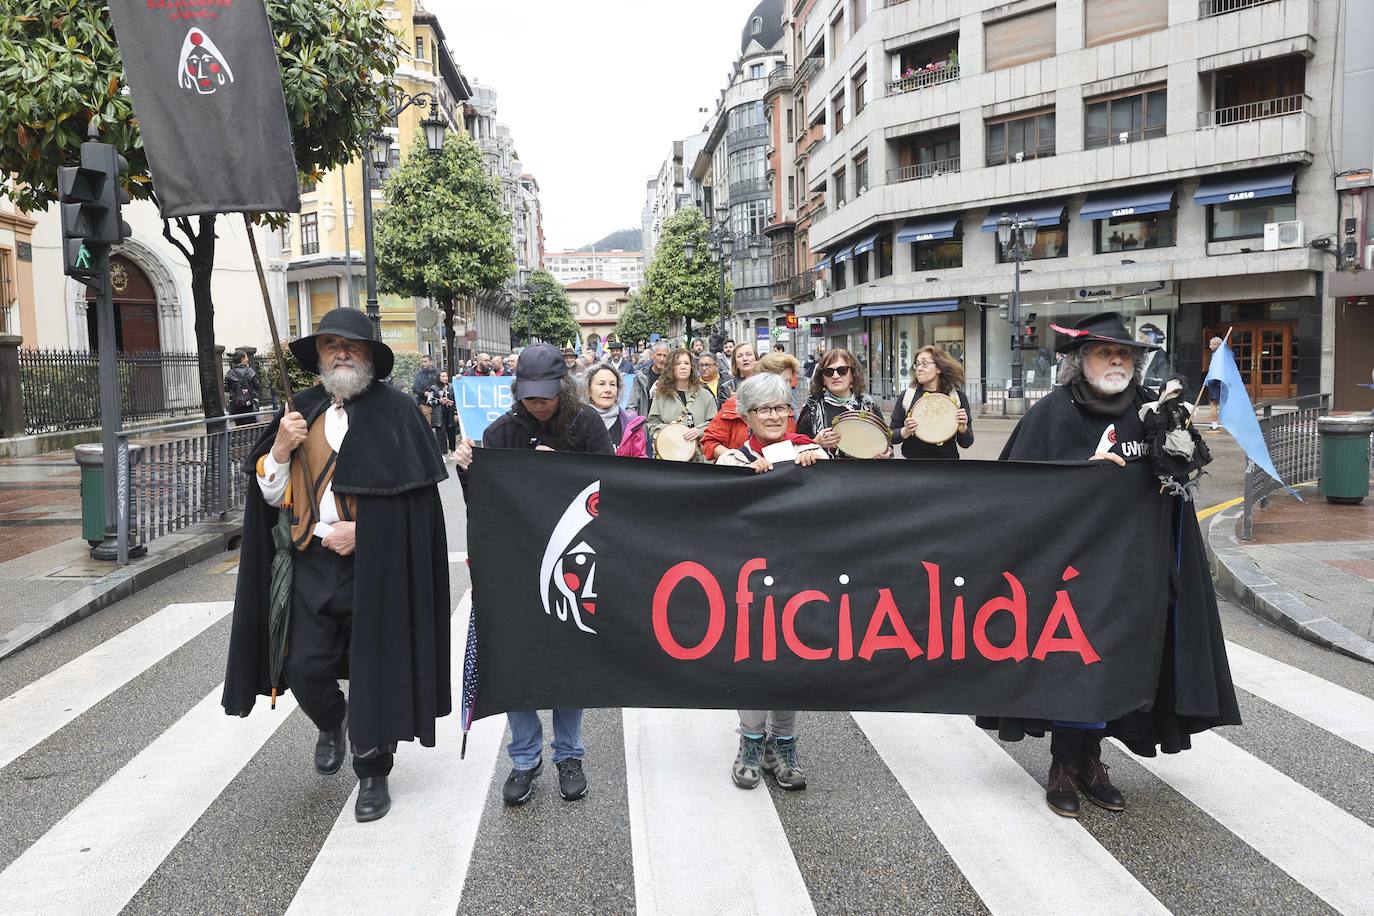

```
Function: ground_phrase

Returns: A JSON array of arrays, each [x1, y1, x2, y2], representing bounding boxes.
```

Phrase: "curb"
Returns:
[[0, 517, 242, 664], [1206, 506, 1374, 665]]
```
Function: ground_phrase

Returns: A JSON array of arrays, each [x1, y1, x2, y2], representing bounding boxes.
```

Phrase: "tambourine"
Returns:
[[654, 422, 697, 462], [831, 410, 891, 459], [908, 391, 962, 445]]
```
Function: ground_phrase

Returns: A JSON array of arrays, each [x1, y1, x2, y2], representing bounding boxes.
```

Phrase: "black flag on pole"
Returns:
[[107, 0, 300, 217]]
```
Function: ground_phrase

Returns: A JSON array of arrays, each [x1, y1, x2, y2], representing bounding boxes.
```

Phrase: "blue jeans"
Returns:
[[506, 709, 585, 770]]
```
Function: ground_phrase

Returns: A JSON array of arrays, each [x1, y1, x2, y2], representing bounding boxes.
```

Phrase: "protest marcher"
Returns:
[[697, 353, 728, 409], [412, 355, 439, 424], [562, 347, 578, 369], [1204, 335, 1224, 432], [224, 350, 260, 427], [890, 346, 974, 460], [647, 349, 717, 462], [223, 308, 451, 823], [466, 353, 492, 377], [796, 349, 889, 459], [630, 342, 670, 418], [704, 351, 798, 461], [608, 341, 636, 374], [722, 342, 758, 398], [719, 339, 736, 374], [690, 338, 705, 358], [978, 311, 1241, 818], [454, 343, 613, 804], [714, 373, 825, 790], [587, 364, 647, 457], [801, 349, 819, 381], [428, 370, 456, 457]]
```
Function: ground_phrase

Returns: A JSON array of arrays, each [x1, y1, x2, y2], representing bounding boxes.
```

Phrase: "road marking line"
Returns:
[[624, 708, 815, 916], [1225, 641, 1374, 754], [286, 590, 498, 916], [1121, 731, 1374, 915], [0, 601, 233, 771], [0, 684, 297, 915], [1196, 496, 1243, 520], [856, 712, 1168, 916], [449, 551, 467, 564]]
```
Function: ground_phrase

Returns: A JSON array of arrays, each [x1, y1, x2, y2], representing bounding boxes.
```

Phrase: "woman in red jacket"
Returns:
[[702, 351, 799, 460]]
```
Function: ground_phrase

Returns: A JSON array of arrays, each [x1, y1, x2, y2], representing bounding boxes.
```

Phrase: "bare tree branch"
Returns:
[[161, 218, 194, 263]]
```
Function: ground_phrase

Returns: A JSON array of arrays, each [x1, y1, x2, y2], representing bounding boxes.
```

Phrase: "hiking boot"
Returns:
[[556, 758, 588, 801], [763, 736, 807, 791], [1077, 757, 1126, 812], [502, 758, 543, 806], [732, 734, 765, 789], [1046, 760, 1081, 818]]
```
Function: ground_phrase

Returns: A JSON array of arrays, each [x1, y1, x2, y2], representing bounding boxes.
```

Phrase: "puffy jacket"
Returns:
[[615, 409, 648, 458]]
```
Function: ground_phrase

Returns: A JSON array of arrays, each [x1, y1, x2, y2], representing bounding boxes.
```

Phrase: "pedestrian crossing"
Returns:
[[1, 594, 1372, 916]]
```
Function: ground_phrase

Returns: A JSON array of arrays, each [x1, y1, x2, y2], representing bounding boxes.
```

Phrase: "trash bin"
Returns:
[[74, 443, 141, 547], [1317, 415, 1374, 505]]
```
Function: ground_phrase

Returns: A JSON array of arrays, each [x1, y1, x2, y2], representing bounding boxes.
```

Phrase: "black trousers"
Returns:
[[285, 540, 395, 778], [1050, 727, 1105, 765]]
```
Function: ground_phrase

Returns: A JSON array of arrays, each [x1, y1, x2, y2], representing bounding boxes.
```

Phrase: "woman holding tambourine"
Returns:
[[647, 348, 718, 462], [890, 345, 974, 460], [796, 349, 891, 459]]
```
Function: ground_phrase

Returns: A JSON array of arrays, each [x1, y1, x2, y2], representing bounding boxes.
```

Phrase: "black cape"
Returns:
[[222, 381, 453, 750], [977, 384, 1242, 755]]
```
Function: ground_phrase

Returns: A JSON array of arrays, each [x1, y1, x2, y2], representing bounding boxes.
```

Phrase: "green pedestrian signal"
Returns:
[[75, 244, 91, 270], [58, 138, 132, 288]]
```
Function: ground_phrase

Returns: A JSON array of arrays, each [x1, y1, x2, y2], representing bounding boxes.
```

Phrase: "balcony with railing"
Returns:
[[887, 156, 961, 184], [727, 123, 769, 148], [887, 34, 959, 97], [1199, 0, 1279, 17], [1198, 93, 1309, 128], [887, 63, 960, 96], [795, 54, 824, 90], [767, 65, 793, 89]]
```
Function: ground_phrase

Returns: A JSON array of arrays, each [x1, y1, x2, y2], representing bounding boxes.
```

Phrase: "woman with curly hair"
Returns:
[[646, 348, 718, 461]]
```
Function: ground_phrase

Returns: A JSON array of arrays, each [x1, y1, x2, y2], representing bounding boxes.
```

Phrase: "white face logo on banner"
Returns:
[[537, 480, 601, 635], [177, 28, 234, 95]]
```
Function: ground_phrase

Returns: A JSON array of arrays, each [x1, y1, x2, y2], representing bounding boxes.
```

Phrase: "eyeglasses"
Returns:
[[821, 365, 852, 378], [914, 359, 937, 369], [748, 405, 791, 417]]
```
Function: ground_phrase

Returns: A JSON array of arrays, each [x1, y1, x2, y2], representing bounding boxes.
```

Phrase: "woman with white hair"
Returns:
[[715, 373, 826, 473]]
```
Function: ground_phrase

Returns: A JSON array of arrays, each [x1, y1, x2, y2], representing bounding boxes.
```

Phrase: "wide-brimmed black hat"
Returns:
[[1052, 311, 1161, 355], [289, 307, 394, 379]]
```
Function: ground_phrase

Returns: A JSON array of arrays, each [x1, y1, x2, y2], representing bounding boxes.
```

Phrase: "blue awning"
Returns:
[[831, 245, 856, 264], [1194, 166, 1298, 206], [861, 299, 960, 318], [1079, 183, 1176, 221], [981, 199, 1068, 232], [896, 214, 961, 244], [851, 229, 884, 256], [813, 256, 831, 271], [832, 307, 861, 322]]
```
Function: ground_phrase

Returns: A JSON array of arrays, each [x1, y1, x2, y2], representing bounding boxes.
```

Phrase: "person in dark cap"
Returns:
[[453, 343, 613, 806], [222, 307, 451, 823], [979, 311, 1240, 818], [608, 340, 634, 374]]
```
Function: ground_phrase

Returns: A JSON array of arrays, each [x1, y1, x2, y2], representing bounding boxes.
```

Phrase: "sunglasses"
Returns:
[[821, 365, 852, 378]]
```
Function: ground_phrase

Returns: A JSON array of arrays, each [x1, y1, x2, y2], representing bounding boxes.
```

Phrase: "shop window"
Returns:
[[1208, 193, 1297, 241], [877, 235, 894, 278], [986, 109, 1056, 166], [985, 7, 1056, 72], [996, 225, 1067, 261], [1085, 0, 1168, 47], [913, 233, 963, 270], [1085, 86, 1167, 148], [1095, 211, 1176, 252]]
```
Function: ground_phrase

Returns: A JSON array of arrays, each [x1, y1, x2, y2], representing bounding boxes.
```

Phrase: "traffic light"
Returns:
[[1023, 312, 1039, 349], [58, 141, 132, 289]]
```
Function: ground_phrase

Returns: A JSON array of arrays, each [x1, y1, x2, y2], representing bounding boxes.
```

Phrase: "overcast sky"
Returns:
[[432, 0, 757, 252]]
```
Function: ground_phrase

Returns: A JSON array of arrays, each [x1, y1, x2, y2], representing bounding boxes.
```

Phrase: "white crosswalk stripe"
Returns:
[[3, 598, 1374, 916]]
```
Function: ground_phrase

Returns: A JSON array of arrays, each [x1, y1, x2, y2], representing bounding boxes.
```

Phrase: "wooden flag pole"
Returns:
[[244, 214, 295, 409], [1187, 325, 1233, 427]]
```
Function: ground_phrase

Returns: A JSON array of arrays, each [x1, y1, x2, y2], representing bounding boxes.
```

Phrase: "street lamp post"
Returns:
[[995, 214, 1038, 417], [361, 96, 448, 341], [684, 204, 762, 353]]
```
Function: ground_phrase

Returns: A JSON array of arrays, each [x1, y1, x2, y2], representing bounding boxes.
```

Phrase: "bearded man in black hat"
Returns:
[[979, 311, 1241, 818], [223, 307, 451, 823]]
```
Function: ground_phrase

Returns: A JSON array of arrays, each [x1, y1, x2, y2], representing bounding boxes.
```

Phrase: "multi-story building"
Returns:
[[689, 0, 788, 353], [787, 0, 1347, 407], [642, 177, 659, 273], [644, 133, 713, 270], [546, 250, 646, 291], [0, 199, 35, 343], [565, 278, 631, 355]]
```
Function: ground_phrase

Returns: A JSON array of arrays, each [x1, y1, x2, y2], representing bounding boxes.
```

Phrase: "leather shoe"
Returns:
[[355, 776, 391, 822], [1046, 760, 1080, 818], [1077, 757, 1126, 811], [314, 723, 346, 775]]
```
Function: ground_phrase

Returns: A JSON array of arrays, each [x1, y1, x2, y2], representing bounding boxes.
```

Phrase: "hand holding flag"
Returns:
[[1203, 343, 1299, 498]]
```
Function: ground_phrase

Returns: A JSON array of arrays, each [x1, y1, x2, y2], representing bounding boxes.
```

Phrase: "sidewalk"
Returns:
[[1208, 491, 1374, 664]]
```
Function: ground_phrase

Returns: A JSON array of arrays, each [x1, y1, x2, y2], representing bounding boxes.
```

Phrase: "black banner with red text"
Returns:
[[466, 451, 1172, 723]]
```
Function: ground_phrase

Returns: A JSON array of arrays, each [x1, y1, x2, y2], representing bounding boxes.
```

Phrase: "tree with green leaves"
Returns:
[[373, 130, 514, 370], [613, 292, 665, 350], [510, 269, 578, 348], [640, 207, 731, 343], [0, 0, 404, 417]]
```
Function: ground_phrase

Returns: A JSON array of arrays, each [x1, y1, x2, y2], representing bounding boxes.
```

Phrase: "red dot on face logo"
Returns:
[[198, 78, 210, 88], [563, 572, 580, 591], [586, 492, 599, 517], [186, 63, 196, 75], [1108, 429, 1117, 444], [190, 31, 204, 45], [209, 62, 220, 74]]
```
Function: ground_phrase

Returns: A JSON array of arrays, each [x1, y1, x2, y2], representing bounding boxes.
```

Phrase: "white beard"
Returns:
[[321, 359, 373, 402], [1087, 367, 1132, 396]]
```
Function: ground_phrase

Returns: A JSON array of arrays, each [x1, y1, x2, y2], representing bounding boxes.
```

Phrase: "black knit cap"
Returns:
[[289, 307, 394, 379]]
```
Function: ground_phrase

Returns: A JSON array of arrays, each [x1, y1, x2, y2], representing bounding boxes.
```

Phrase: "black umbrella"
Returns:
[[268, 510, 294, 707]]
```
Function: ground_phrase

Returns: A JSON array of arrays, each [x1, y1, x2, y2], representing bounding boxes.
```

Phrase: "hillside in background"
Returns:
[[580, 228, 643, 252]]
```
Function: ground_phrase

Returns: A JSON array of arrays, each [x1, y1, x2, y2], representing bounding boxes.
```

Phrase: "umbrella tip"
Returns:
[[270, 688, 277, 710], [460, 732, 468, 760]]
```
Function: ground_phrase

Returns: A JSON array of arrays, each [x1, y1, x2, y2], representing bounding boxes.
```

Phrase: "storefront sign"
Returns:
[[1110, 208, 1136, 217], [1227, 191, 1256, 202]]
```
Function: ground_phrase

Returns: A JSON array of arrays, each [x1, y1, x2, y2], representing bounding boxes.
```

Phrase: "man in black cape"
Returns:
[[223, 308, 451, 823], [978, 311, 1241, 818]]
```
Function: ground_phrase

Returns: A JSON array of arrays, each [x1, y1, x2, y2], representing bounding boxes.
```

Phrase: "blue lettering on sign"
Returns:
[[1110, 208, 1136, 217], [1227, 191, 1255, 201]]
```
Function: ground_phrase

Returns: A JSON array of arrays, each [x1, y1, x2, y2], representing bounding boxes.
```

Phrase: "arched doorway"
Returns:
[[586, 332, 602, 354], [85, 255, 162, 352]]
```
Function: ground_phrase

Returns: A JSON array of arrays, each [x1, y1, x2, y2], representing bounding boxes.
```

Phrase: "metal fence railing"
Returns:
[[19, 349, 204, 435], [887, 64, 959, 97], [1241, 393, 1330, 540], [114, 413, 273, 564], [887, 156, 961, 184], [1198, 94, 1308, 128], [1199, 0, 1279, 18]]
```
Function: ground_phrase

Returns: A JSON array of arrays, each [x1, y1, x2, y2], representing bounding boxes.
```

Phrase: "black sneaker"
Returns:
[[502, 758, 543, 806], [556, 758, 588, 801]]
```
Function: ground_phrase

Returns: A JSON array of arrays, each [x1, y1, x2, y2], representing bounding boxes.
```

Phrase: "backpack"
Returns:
[[229, 371, 255, 411]]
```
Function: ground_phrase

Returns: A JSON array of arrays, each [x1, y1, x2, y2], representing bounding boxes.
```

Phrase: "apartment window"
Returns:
[[996, 225, 1067, 261], [832, 260, 847, 291], [731, 199, 769, 238], [985, 7, 1056, 71], [750, 63, 765, 79], [830, 11, 845, 56], [1208, 194, 1297, 241], [278, 223, 290, 249], [0, 248, 11, 317], [851, 0, 867, 32], [1085, 86, 1167, 148], [853, 250, 871, 284], [415, 35, 425, 60], [751, 16, 763, 36], [832, 90, 846, 133], [1085, 0, 1168, 47], [299, 175, 317, 194], [300, 212, 319, 255], [833, 167, 847, 205], [727, 146, 766, 185], [728, 101, 766, 131], [853, 151, 869, 194], [853, 66, 868, 115], [787, 175, 796, 209], [986, 109, 1056, 165], [785, 107, 795, 139], [913, 232, 963, 270], [1095, 211, 1176, 251]]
